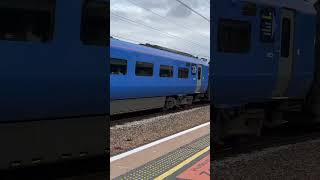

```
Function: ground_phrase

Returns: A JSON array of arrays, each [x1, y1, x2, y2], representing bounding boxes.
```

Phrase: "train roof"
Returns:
[[245, 0, 316, 15], [110, 38, 209, 66]]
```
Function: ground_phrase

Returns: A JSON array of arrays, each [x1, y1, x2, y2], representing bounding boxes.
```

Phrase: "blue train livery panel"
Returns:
[[0, 0, 108, 169], [0, 0, 108, 122], [211, 0, 316, 107], [110, 38, 209, 115]]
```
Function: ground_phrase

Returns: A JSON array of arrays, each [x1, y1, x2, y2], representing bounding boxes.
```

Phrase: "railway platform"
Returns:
[[110, 123, 210, 180]]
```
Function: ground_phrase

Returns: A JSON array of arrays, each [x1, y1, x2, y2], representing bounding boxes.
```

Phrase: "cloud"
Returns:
[[136, 0, 170, 9], [110, 0, 210, 59], [167, 4, 192, 18]]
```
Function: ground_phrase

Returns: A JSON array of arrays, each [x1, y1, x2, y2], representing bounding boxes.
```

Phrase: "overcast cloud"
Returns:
[[110, 0, 210, 59]]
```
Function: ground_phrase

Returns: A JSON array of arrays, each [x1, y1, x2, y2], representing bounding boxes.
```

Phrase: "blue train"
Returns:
[[110, 38, 209, 115], [0, 0, 108, 168], [211, 0, 320, 140]]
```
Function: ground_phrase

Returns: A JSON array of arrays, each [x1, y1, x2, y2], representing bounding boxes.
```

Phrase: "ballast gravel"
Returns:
[[212, 138, 320, 180], [110, 105, 209, 156]]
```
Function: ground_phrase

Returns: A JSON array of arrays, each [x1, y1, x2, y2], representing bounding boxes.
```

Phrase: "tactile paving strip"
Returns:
[[114, 134, 210, 180]]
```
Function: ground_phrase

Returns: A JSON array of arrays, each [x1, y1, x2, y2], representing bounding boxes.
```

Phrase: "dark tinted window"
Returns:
[[198, 67, 202, 80], [178, 68, 189, 79], [111, 58, 127, 75], [281, 18, 291, 58], [218, 19, 251, 53], [81, 0, 107, 46], [136, 62, 153, 76], [0, 0, 55, 43], [160, 65, 173, 78]]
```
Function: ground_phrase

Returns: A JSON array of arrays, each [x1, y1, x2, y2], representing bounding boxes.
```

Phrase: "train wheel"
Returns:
[[213, 107, 264, 144], [163, 97, 176, 111], [264, 108, 288, 128]]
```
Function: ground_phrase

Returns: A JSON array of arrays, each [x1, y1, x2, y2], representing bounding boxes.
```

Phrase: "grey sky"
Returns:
[[110, 0, 210, 59]]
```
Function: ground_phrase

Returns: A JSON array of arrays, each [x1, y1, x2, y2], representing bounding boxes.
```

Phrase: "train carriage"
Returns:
[[0, 0, 108, 169], [211, 0, 318, 140], [110, 38, 209, 115]]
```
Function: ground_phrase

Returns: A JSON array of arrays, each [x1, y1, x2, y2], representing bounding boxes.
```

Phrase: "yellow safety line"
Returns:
[[154, 146, 210, 180]]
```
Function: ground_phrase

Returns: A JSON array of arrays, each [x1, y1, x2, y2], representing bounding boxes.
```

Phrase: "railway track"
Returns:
[[212, 122, 320, 161], [110, 102, 209, 126]]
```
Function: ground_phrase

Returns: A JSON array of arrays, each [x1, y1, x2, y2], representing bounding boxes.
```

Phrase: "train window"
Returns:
[[0, 0, 55, 43], [111, 58, 127, 75], [178, 68, 189, 79], [281, 18, 291, 58], [191, 64, 197, 75], [198, 67, 202, 80], [136, 61, 153, 76], [160, 65, 173, 78], [218, 19, 251, 53], [81, 0, 107, 46]]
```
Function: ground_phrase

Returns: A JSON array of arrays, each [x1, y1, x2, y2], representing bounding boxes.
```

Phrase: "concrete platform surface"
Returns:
[[110, 123, 210, 180]]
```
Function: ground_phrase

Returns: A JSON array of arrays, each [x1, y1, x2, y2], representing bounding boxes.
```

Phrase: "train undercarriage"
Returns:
[[212, 98, 320, 144], [163, 92, 209, 110], [111, 91, 209, 115]]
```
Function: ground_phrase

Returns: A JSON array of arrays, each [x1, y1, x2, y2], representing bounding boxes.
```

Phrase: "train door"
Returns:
[[273, 9, 295, 97], [196, 65, 202, 93]]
